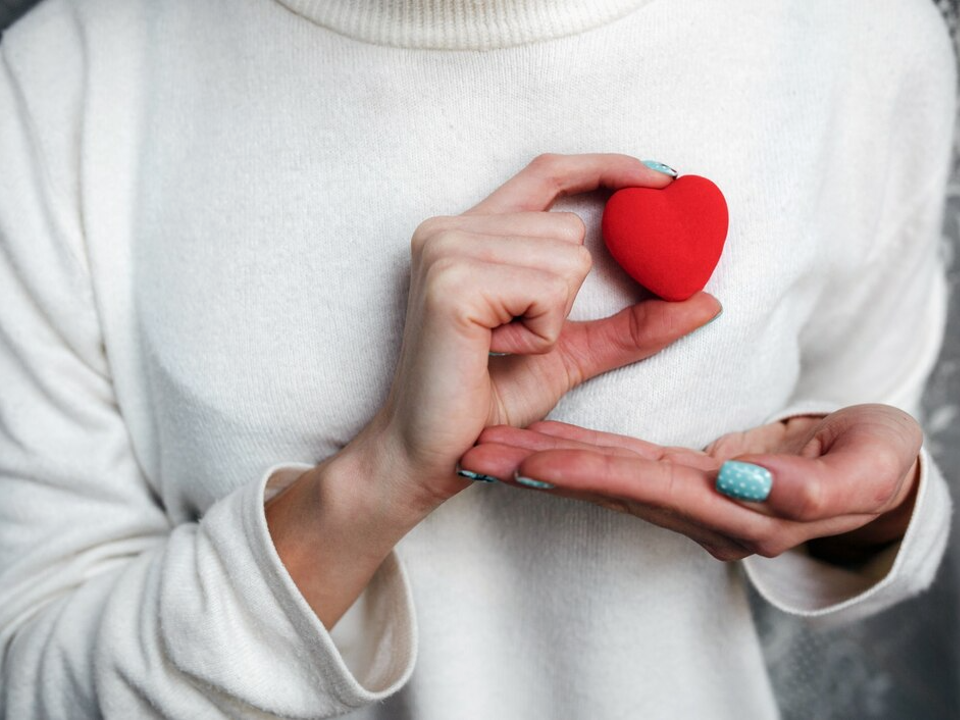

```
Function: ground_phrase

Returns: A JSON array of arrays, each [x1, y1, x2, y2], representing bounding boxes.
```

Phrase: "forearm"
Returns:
[[2, 469, 423, 718]]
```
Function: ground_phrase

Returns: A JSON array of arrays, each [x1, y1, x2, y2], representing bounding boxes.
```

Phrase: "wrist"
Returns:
[[264, 429, 440, 628], [349, 408, 471, 518]]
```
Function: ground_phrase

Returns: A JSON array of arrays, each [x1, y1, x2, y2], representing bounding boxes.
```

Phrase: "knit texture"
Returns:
[[0, 1, 955, 718], [276, 0, 656, 49]]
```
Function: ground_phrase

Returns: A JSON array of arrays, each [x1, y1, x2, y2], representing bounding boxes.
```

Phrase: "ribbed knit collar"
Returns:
[[273, 0, 655, 50]]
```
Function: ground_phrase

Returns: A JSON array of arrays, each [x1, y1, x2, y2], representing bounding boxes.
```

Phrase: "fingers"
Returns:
[[460, 439, 755, 560], [412, 216, 596, 356], [718, 405, 923, 522], [420, 232, 592, 322], [459, 426, 639, 485], [517, 449, 702, 504], [733, 448, 910, 523], [704, 424, 787, 462], [411, 155, 693, 363], [465, 153, 674, 215], [498, 447, 868, 560], [411, 210, 595, 355], [520, 421, 667, 460], [457, 427, 860, 561], [413, 211, 586, 246], [461, 437, 753, 536], [556, 293, 722, 387], [421, 259, 579, 354], [463, 425, 715, 482], [464, 426, 640, 478], [514, 449, 786, 542], [460, 407, 924, 561]]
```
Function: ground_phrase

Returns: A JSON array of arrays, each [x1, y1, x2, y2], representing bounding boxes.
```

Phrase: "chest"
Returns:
[[126, 23, 872, 516]]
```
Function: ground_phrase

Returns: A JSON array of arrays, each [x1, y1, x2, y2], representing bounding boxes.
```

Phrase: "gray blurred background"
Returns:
[[2, 1, 958, 717]]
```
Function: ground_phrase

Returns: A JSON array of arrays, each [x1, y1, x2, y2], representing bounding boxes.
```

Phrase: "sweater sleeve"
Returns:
[[742, 11, 957, 627], [0, 20, 415, 720]]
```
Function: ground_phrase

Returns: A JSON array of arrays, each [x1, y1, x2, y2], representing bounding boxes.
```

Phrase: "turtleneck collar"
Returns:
[[273, 0, 656, 50]]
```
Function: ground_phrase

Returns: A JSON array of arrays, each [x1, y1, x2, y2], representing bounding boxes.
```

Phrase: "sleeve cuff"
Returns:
[[762, 401, 838, 425], [743, 446, 951, 627], [186, 463, 418, 717]]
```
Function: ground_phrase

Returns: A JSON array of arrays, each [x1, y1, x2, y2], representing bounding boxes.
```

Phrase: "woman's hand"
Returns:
[[458, 404, 922, 564], [266, 153, 719, 627], [351, 153, 720, 514]]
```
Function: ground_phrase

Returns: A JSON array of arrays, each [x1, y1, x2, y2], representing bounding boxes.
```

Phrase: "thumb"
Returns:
[[558, 292, 722, 387], [724, 405, 922, 522]]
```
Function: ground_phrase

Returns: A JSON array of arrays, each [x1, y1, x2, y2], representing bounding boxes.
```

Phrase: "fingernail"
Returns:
[[489, 351, 510, 357], [457, 468, 499, 483], [642, 160, 679, 178], [691, 301, 723, 338], [716, 461, 772, 502], [514, 471, 555, 490], [705, 302, 724, 326]]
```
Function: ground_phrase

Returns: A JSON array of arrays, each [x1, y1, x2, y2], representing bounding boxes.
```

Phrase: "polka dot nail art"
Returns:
[[715, 461, 772, 502]]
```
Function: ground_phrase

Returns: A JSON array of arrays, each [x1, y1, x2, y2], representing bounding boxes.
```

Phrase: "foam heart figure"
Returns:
[[601, 175, 728, 301]]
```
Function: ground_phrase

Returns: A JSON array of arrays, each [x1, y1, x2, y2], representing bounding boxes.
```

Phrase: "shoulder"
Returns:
[[1, 1, 85, 99], [828, 0, 956, 216], [785, 1, 955, 89], [843, 0, 955, 84], [813, 0, 955, 82], [0, 0, 159, 203], [870, 0, 955, 78], [1, 0, 160, 89]]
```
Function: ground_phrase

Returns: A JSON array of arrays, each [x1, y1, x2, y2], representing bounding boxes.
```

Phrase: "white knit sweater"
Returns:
[[0, 1, 955, 718]]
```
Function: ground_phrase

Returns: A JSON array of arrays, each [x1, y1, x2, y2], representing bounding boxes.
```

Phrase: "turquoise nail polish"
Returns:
[[457, 468, 498, 483], [514, 472, 555, 490], [489, 351, 510, 357], [716, 461, 772, 502], [642, 160, 679, 178]]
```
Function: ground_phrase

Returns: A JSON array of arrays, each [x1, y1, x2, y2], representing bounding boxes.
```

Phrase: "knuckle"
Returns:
[[412, 216, 460, 259], [418, 230, 462, 267], [529, 152, 562, 172], [410, 233, 426, 258], [555, 211, 587, 242], [411, 216, 448, 250], [423, 257, 468, 309], [539, 271, 566, 301], [546, 274, 571, 308], [557, 245, 591, 283], [574, 244, 593, 274], [538, 322, 563, 348], [528, 153, 567, 194]]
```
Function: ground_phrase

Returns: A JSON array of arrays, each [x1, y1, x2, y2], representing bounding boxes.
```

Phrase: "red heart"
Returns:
[[601, 175, 729, 302]]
